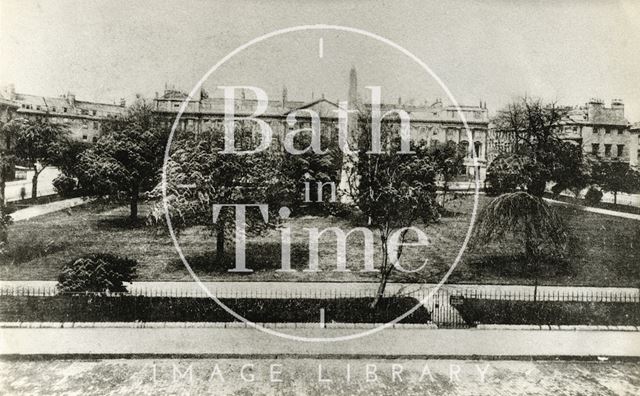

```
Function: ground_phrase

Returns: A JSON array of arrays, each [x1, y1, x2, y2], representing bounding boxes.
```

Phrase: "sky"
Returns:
[[1, 0, 639, 120]]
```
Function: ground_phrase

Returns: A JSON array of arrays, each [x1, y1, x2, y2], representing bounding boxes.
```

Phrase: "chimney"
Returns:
[[611, 99, 624, 119], [67, 92, 76, 105], [119, 98, 126, 107], [2, 84, 16, 100]]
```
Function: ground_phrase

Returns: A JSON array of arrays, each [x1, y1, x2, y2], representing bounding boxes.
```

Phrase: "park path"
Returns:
[[8, 197, 91, 222], [544, 197, 640, 220]]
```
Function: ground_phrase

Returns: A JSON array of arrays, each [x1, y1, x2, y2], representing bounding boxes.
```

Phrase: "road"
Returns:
[[2, 358, 639, 395]]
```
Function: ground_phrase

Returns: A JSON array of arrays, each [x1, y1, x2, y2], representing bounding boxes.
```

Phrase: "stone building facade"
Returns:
[[560, 98, 638, 167], [0, 84, 127, 143], [153, 68, 491, 180]]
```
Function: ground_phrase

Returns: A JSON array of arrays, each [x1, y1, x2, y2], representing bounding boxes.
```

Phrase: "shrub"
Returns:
[[57, 253, 137, 293], [52, 174, 78, 197], [584, 187, 603, 206]]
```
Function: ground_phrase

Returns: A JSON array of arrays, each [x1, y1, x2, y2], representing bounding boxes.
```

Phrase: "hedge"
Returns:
[[455, 298, 640, 326], [0, 295, 431, 323]]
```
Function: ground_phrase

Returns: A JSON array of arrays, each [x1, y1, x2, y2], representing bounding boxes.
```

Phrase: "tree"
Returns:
[[3, 117, 68, 199], [280, 126, 343, 213], [348, 114, 439, 307], [150, 121, 292, 261], [78, 101, 167, 220], [593, 161, 640, 205], [470, 191, 568, 300], [428, 140, 466, 208], [491, 97, 584, 196]]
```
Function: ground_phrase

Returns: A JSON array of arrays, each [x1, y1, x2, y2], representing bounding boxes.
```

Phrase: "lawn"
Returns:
[[1, 195, 639, 287]]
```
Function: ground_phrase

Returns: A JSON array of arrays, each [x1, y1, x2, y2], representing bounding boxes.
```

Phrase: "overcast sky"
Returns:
[[1, 0, 639, 120]]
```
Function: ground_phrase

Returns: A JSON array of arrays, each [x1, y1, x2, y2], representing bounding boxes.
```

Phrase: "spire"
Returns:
[[348, 66, 358, 108], [282, 86, 288, 108]]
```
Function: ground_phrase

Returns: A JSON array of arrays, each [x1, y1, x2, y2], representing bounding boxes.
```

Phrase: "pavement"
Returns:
[[1, 327, 639, 358], [8, 197, 91, 222], [2, 358, 638, 396]]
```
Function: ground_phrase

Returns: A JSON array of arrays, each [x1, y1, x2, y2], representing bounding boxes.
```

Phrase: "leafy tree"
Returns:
[[593, 161, 640, 205], [428, 140, 466, 208], [348, 114, 439, 307], [150, 121, 293, 261], [3, 117, 68, 199], [471, 191, 568, 300], [549, 141, 593, 197], [49, 139, 91, 197], [280, 126, 343, 213], [491, 97, 584, 196], [78, 101, 167, 220], [57, 253, 137, 293]]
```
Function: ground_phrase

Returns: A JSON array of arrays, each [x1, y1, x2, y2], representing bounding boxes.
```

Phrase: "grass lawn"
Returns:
[[1, 195, 639, 287]]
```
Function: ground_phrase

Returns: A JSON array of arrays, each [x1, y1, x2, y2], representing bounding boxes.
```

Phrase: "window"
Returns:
[[605, 128, 610, 135], [617, 144, 625, 157], [604, 144, 612, 157], [81, 119, 88, 128], [591, 143, 599, 155], [63, 107, 68, 113], [474, 141, 482, 157], [93, 121, 99, 129], [82, 134, 88, 140], [92, 110, 97, 116], [592, 128, 598, 134], [51, 106, 56, 112], [92, 136, 98, 143]]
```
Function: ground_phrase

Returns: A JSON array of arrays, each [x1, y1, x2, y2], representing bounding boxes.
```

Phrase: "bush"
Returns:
[[584, 187, 603, 206], [52, 174, 78, 197], [57, 253, 138, 293]]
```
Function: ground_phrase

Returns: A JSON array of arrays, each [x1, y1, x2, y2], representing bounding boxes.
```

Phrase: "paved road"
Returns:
[[8, 197, 90, 222], [2, 358, 638, 395], [1, 327, 639, 357]]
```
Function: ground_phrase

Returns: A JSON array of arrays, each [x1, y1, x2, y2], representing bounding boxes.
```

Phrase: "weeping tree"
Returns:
[[471, 191, 568, 300]]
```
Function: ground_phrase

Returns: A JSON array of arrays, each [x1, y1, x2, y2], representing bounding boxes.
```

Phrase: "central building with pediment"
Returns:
[[153, 67, 491, 181]]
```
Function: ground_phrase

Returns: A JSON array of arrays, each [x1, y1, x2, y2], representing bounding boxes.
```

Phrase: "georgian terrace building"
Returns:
[[0, 84, 127, 144], [560, 98, 638, 167], [153, 68, 492, 180]]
